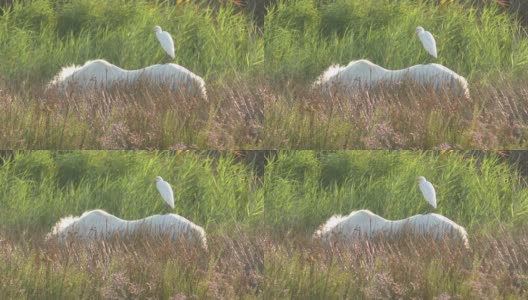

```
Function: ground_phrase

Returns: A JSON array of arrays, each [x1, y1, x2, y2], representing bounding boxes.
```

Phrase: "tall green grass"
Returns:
[[265, 151, 528, 234], [265, 0, 528, 82], [0, 151, 264, 233], [0, 0, 263, 85], [0, 0, 264, 150], [0, 151, 264, 299], [263, 0, 528, 149], [262, 150, 528, 299], [1, 151, 528, 297], [263, 151, 528, 299], [263, 150, 528, 298]]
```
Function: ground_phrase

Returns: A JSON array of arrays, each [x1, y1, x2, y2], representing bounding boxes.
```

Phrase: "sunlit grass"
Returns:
[[2, 151, 528, 297], [0, 228, 264, 299], [0, 0, 263, 149], [1, 0, 263, 83], [263, 79, 528, 149], [0, 151, 265, 298], [0, 151, 264, 232], [263, 0, 528, 149], [264, 226, 528, 299], [263, 150, 528, 298], [265, 151, 528, 233], [0, 77, 263, 149], [265, 0, 528, 82]]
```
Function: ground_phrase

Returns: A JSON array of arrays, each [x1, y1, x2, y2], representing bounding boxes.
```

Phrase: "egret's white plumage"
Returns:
[[48, 59, 207, 99], [156, 176, 175, 209], [47, 209, 208, 249], [154, 25, 175, 59], [416, 26, 437, 58], [314, 210, 468, 248], [313, 59, 470, 98], [418, 176, 437, 209]]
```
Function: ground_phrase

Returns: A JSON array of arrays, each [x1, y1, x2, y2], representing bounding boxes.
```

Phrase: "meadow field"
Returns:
[[3, 0, 528, 149], [263, 0, 528, 149], [1, 151, 528, 298], [0, 0, 264, 149], [2, 0, 528, 298], [0, 151, 264, 298], [264, 151, 528, 298]]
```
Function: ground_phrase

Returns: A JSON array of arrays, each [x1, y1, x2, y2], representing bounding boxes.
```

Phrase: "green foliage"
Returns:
[[319, 151, 402, 186], [0, 151, 263, 232], [272, 0, 320, 33], [266, 151, 528, 233], [10, 0, 56, 32], [265, 0, 528, 81], [55, 0, 145, 36], [0, 0, 263, 83], [55, 151, 91, 186], [320, 152, 356, 186], [320, 0, 403, 37], [7, 151, 57, 181], [269, 150, 319, 182]]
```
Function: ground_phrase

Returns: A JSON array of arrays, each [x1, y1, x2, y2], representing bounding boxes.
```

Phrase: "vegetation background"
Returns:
[[1, 0, 528, 295], [0, 150, 528, 298], [265, 0, 528, 81], [0, 151, 264, 298], [264, 150, 528, 299], [263, 0, 528, 149], [2, 0, 528, 149], [0, 0, 264, 149]]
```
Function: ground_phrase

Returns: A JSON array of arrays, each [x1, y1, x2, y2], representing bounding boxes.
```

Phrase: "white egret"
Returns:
[[154, 25, 175, 62], [48, 59, 208, 100], [418, 176, 437, 209], [156, 176, 175, 209], [47, 209, 208, 249], [313, 59, 470, 99], [416, 26, 437, 58], [313, 210, 468, 248]]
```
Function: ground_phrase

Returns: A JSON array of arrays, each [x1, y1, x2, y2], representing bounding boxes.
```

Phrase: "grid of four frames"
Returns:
[[1, 0, 528, 299]]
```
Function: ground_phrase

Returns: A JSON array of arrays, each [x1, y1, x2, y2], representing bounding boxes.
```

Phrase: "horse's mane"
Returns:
[[314, 60, 386, 86], [48, 59, 116, 86], [48, 64, 80, 86], [48, 215, 80, 236], [314, 214, 345, 237], [314, 64, 343, 86]]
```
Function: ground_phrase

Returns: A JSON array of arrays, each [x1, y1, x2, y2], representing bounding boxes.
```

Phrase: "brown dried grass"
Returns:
[[263, 79, 528, 149], [264, 225, 528, 299], [0, 226, 264, 299], [0, 77, 263, 149]]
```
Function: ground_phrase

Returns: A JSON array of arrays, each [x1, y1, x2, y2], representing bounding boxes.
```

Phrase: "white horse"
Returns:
[[313, 209, 469, 248], [47, 209, 208, 250], [314, 59, 470, 98], [48, 59, 207, 99]]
